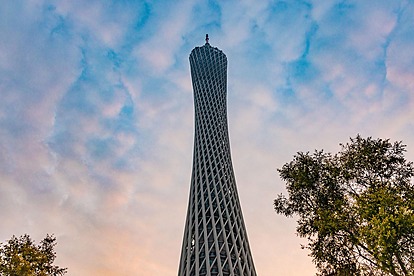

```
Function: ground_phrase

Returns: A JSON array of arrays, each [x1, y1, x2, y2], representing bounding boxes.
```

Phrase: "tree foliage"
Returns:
[[275, 136, 414, 276], [0, 234, 67, 276]]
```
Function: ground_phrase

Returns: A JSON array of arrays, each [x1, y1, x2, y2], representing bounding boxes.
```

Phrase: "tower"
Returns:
[[178, 35, 257, 276]]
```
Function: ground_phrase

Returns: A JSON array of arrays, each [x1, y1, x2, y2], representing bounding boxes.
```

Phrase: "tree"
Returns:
[[0, 234, 67, 276], [275, 136, 414, 276]]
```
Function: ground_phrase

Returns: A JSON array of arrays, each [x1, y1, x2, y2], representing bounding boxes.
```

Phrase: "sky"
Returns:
[[1, 0, 414, 275]]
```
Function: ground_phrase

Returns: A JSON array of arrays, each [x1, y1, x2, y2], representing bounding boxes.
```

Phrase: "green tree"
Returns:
[[275, 136, 414, 276], [0, 234, 67, 276]]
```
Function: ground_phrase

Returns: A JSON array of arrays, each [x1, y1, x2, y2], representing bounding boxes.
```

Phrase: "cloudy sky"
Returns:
[[1, 0, 414, 275]]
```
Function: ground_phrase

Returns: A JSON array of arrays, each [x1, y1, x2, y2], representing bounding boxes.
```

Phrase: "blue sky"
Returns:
[[1, 0, 414, 275]]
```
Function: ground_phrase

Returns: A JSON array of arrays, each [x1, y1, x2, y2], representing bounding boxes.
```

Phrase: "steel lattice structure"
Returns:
[[178, 37, 257, 276]]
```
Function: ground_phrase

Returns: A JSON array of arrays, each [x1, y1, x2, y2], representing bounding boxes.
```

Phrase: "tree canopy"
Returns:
[[275, 136, 414, 276], [0, 234, 67, 276]]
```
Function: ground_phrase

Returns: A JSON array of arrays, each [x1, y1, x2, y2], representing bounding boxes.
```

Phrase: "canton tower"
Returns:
[[178, 35, 257, 276]]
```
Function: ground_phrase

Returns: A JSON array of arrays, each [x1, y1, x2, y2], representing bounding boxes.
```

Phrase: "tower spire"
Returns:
[[205, 33, 209, 44]]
